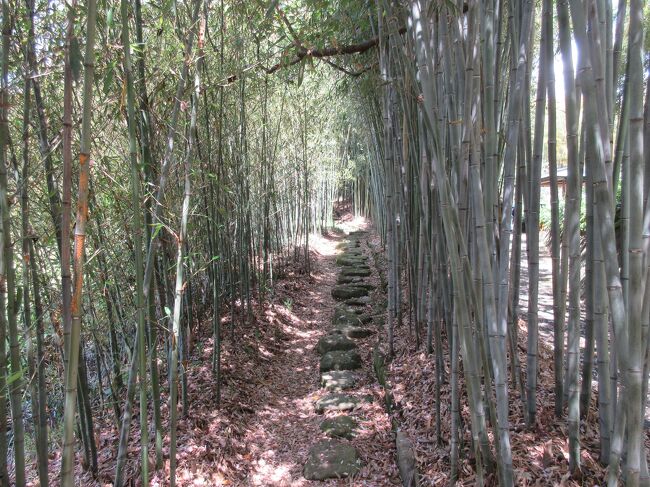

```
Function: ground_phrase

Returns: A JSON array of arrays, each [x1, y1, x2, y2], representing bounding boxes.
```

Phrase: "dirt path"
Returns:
[[239, 233, 341, 485], [231, 222, 399, 486]]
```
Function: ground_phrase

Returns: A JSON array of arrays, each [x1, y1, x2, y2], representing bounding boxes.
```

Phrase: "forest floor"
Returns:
[[52, 214, 399, 486], [385, 231, 650, 486]]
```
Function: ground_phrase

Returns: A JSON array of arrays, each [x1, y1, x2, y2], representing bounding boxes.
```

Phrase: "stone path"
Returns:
[[303, 230, 378, 481]]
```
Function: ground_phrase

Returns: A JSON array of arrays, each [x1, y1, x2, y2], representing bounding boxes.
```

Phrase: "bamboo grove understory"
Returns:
[[0, 0, 649, 485]]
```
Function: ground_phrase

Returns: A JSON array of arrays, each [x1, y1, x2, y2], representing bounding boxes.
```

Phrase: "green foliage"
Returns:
[[539, 190, 587, 236]]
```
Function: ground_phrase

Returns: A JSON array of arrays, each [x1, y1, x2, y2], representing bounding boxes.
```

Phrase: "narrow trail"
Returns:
[[240, 232, 341, 485], [229, 220, 399, 486]]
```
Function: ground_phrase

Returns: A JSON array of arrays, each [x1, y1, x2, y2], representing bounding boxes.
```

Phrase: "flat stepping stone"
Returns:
[[331, 285, 369, 300], [357, 314, 373, 324], [336, 256, 368, 267], [345, 296, 371, 306], [320, 350, 362, 372], [337, 275, 364, 284], [356, 282, 376, 290], [338, 253, 360, 259], [340, 267, 371, 277], [340, 239, 360, 248], [317, 334, 357, 355], [336, 278, 374, 290], [303, 440, 361, 480], [333, 307, 364, 326], [315, 393, 360, 413], [332, 309, 366, 326], [341, 263, 370, 270], [332, 325, 375, 339], [320, 370, 358, 391], [320, 416, 359, 439], [336, 259, 368, 268], [337, 252, 363, 259]]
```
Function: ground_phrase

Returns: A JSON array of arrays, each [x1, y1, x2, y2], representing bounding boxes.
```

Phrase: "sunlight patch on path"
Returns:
[[243, 222, 373, 486]]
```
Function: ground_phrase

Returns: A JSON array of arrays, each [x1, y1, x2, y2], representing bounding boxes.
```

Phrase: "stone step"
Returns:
[[317, 334, 357, 355], [320, 349, 362, 372], [343, 249, 365, 256], [320, 416, 358, 439], [320, 370, 358, 391], [337, 274, 365, 285], [338, 239, 360, 248], [332, 308, 374, 333], [336, 255, 368, 267], [345, 296, 371, 307], [340, 247, 365, 254], [332, 325, 375, 339], [331, 285, 369, 300], [336, 276, 374, 288], [332, 307, 365, 326], [357, 314, 374, 324], [303, 440, 361, 481], [340, 262, 371, 270], [315, 393, 360, 413], [340, 267, 371, 277]]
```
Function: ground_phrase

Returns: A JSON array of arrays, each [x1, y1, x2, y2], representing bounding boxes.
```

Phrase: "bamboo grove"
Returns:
[[0, 0, 649, 485], [0, 0, 351, 485], [354, 0, 650, 485]]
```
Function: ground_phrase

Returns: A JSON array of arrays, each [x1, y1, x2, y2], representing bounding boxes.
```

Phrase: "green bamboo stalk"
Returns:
[[133, 0, 163, 467], [61, 0, 75, 370], [19, 18, 34, 485], [558, 0, 583, 476], [544, 0, 564, 419], [28, 239, 48, 485], [120, 0, 149, 482], [0, 1, 25, 483], [60, 0, 97, 483], [495, 3, 534, 412], [624, 2, 645, 484], [170, 4, 203, 482], [526, 0, 549, 425]]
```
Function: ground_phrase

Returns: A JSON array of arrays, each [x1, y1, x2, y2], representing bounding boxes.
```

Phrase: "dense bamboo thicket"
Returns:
[[353, 0, 650, 485], [0, 0, 649, 485], [0, 1, 358, 485]]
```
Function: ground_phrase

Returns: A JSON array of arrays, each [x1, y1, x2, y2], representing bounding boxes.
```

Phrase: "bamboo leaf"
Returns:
[[265, 0, 280, 19], [151, 222, 164, 240], [70, 36, 82, 82], [103, 61, 115, 95], [6, 368, 23, 386], [106, 7, 114, 30]]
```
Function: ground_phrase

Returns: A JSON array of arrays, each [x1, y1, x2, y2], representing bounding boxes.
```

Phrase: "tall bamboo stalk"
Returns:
[[60, 0, 97, 484], [0, 0, 25, 483], [120, 0, 149, 482], [625, 1, 645, 484], [526, 0, 549, 425], [557, 0, 582, 475]]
